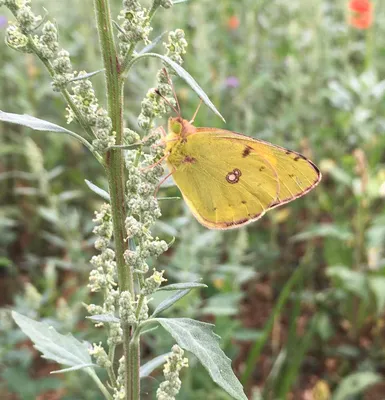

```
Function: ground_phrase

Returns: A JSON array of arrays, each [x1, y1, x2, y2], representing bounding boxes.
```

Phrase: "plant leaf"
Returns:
[[333, 372, 382, 400], [151, 289, 191, 317], [69, 69, 105, 82], [12, 311, 93, 374], [0, 110, 94, 152], [157, 282, 207, 291], [86, 314, 120, 324], [140, 352, 172, 378], [138, 32, 167, 55], [51, 363, 97, 374], [85, 179, 110, 202], [0, 111, 74, 133], [133, 54, 225, 122], [155, 318, 247, 400]]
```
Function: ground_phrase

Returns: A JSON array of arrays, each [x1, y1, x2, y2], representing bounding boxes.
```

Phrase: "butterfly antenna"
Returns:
[[154, 88, 180, 115], [190, 98, 203, 124], [162, 68, 181, 116]]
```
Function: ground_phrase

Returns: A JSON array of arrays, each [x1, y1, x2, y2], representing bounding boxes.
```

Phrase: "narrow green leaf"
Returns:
[[85, 179, 111, 202], [86, 314, 120, 324], [157, 282, 207, 291], [131, 54, 225, 122], [138, 32, 167, 55], [140, 352, 172, 378], [69, 69, 105, 82], [51, 363, 97, 374], [0, 110, 94, 153], [139, 325, 159, 336], [156, 318, 247, 400], [12, 311, 93, 373], [151, 289, 191, 317], [0, 111, 73, 133]]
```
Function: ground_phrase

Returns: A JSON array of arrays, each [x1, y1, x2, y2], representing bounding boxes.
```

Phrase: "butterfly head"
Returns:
[[167, 117, 196, 141]]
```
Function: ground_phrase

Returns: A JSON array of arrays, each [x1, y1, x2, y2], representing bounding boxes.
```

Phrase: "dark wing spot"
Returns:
[[285, 150, 292, 155], [242, 145, 253, 158], [233, 168, 242, 177], [226, 169, 241, 183], [289, 174, 294, 178], [294, 153, 307, 161], [241, 200, 247, 204], [182, 155, 196, 164], [259, 166, 266, 172]]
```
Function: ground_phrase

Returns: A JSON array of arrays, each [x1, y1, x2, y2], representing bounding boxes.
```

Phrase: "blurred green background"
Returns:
[[2, 0, 385, 399]]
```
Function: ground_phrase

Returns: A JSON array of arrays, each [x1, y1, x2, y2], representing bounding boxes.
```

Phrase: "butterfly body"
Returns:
[[165, 117, 321, 230]]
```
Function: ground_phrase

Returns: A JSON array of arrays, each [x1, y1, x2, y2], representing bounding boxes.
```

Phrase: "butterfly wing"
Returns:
[[168, 128, 321, 229]]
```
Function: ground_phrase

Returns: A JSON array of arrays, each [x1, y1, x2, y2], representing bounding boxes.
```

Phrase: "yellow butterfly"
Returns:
[[162, 102, 321, 230]]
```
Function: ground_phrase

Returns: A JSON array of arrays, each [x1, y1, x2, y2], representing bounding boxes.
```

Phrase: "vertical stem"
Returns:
[[129, 338, 141, 400], [93, 0, 139, 399]]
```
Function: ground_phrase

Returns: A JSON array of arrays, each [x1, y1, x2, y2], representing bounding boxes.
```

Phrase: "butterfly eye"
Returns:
[[169, 119, 182, 135]]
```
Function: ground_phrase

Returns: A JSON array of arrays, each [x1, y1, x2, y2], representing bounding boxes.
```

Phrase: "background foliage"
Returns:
[[1, 0, 385, 399]]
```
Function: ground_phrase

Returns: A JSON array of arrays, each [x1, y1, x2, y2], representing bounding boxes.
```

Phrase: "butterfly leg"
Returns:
[[154, 167, 176, 197], [140, 151, 170, 172]]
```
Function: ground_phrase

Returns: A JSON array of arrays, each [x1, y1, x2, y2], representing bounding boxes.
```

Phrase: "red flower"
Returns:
[[227, 15, 240, 31], [349, 0, 371, 13], [348, 0, 373, 29]]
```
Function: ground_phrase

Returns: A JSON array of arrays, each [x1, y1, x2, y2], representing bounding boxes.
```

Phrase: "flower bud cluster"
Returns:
[[52, 50, 74, 91], [117, 0, 152, 57], [141, 269, 167, 296], [113, 356, 126, 400], [93, 203, 113, 251], [118, 291, 136, 325], [89, 251, 117, 292], [156, 345, 188, 400], [138, 30, 187, 132], [66, 73, 99, 125], [164, 29, 188, 67], [89, 342, 112, 369], [65, 74, 114, 151], [1, 1, 79, 100], [37, 21, 58, 59], [123, 153, 167, 275], [5, 23, 30, 52], [92, 108, 116, 152], [124, 128, 141, 145], [87, 203, 120, 340], [16, 4, 40, 33]]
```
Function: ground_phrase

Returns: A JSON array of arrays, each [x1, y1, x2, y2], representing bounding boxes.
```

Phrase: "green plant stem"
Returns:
[[93, 0, 138, 399], [87, 368, 113, 400], [148, 2, 160, 21], [129, 336, 140, 400], [107, 342, 117, 387]]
